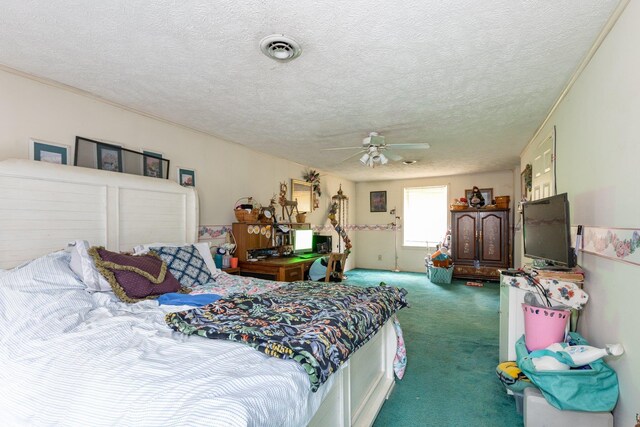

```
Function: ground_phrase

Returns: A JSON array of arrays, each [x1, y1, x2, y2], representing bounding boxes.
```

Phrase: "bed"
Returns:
[[0, 159, 405, 427]]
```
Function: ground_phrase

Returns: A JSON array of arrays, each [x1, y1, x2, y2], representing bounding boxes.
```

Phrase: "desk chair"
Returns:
[[325, 252, 348, 282]]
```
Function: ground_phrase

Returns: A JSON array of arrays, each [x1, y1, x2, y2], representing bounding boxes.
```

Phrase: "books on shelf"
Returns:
[[532, 266, 584, 282]]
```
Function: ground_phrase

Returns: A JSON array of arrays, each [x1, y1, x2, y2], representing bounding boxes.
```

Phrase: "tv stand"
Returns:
[[537, 265, 572, 271]]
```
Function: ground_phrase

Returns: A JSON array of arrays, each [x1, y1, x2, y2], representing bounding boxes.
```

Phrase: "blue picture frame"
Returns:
[[96, 143, 123, 172], [179, 168, 195, 187], [33, 141, 68, 165], [143, 150, 163, 178]]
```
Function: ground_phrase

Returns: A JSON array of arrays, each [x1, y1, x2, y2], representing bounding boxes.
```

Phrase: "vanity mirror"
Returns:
[[291, 179, 313, 213]]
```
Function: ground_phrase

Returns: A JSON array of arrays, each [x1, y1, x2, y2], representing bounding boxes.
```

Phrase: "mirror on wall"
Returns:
[[291, 179, 313, 213]]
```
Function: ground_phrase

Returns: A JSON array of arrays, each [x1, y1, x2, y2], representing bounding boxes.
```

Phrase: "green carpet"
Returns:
[[343, 269, 523, 427]]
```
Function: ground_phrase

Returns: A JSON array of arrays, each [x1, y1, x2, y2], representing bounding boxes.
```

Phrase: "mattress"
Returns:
[[0, 251, 332, 426]]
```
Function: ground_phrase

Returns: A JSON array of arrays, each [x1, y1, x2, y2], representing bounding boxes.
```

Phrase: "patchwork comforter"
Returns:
[[166, 281, 408, 391]]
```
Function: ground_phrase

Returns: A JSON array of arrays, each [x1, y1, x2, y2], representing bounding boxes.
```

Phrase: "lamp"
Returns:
[[390, 208, 401, 272], [360, 153, 370, 165]]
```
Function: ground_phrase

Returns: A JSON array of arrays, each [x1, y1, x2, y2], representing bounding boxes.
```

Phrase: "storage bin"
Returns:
[[524, 387, 613, 427], [427, 264, 454, 284], [513, 391, 524, 415]]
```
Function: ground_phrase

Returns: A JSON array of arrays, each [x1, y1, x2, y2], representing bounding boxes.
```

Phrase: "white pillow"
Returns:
[[133, 242, 218, 274], [67, 240, 112, 292]]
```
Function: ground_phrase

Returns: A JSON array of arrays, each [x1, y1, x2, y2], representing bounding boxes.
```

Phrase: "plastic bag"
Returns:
[[516, 332, 619, 412]]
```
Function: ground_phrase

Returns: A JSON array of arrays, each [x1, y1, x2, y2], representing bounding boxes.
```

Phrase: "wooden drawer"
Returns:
[[283, 266, 303, 282]]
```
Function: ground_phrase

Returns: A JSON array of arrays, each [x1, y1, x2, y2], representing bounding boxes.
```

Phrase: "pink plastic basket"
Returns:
[[522, 303, 570, 351]]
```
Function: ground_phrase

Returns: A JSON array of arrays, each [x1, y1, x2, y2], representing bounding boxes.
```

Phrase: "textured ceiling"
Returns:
[[0, 1, 621, 182]]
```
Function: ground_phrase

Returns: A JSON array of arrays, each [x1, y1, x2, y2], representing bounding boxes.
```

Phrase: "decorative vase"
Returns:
[[296, 213, 306, 223]]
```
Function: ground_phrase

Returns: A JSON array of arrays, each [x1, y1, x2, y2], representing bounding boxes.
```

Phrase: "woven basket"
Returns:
[[428, 265, 454, 284], [234, 209, 259, 222], [450, 204, 467, 211]]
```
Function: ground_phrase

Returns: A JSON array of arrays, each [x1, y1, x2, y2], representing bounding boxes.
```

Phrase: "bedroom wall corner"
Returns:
[[518, 2, 639, 423]]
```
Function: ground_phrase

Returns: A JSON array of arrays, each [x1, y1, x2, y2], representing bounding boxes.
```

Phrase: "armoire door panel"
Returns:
[[453, 213, 477, 262], [479, 212, 506, 264]]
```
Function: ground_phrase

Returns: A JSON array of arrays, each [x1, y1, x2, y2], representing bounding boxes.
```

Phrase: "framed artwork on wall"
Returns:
[[96, 143, 123, 172], [178, 168, 196, 187], [521, 163, 532, 200], [143, 150, 164, 178], [30, 139, 69, 165], [370, 191, 387, 212]]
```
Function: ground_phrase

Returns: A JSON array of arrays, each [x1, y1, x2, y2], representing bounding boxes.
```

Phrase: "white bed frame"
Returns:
[[0, 159, 396, 426]]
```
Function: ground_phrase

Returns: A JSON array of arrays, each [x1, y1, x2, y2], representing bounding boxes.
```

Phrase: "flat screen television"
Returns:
[[293, 229, 314, 254], [522, 193, 576, 269]]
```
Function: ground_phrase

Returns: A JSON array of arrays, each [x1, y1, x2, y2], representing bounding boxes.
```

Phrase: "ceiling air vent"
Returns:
[[260, 34, 302, 62]]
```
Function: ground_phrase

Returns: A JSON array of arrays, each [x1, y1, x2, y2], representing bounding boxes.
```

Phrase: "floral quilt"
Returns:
[[190, 271, 283, 297], [165, 281, 408, 391]]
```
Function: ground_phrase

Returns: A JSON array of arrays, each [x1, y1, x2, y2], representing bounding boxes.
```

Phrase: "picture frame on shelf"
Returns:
[[370, 191, 387, 212], [178, 167, 196, 187], [465, 188, 493, 206], [96, 143, 123, 172], [521, 164, 532, 200], [30, 139, 69, 165], [143, 150, 163, 178]]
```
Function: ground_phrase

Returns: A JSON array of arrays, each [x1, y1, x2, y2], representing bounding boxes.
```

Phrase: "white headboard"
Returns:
[[0, 159, 199, 269]]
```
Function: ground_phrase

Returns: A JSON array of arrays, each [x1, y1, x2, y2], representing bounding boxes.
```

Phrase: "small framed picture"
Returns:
[[178, 168, 196, 187], [96, 143, 123, 172], [370, 191, 387, 212], [31, 139, 69, 165], [143, 150, 163, 178]]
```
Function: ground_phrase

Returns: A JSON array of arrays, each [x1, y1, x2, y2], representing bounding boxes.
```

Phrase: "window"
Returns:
[[403, 185, 448, 247]]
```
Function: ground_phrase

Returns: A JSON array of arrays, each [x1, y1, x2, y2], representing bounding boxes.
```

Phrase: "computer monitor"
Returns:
[[293, 229, 313, 254], [313, 234, 332, 254]]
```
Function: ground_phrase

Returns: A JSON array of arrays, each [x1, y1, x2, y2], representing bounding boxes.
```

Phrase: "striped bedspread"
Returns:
[[0, 252, 331, 426], [166, 281, 408, 391]]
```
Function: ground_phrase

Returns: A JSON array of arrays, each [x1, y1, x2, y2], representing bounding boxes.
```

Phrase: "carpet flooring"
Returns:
[[343, 269, 523, 427]]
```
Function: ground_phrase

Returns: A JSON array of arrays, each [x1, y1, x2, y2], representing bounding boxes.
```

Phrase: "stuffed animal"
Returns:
[[469, 186, 485, 208]]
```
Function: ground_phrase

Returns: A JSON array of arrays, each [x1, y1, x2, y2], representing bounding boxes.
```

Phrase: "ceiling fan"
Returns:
[[323, 132, 430, 167]]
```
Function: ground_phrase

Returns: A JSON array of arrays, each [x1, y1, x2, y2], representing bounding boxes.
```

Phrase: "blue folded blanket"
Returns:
[[158, 293, 222, 306]]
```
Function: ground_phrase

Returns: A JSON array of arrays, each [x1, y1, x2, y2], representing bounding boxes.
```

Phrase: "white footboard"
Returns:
[[308, 319, 396, 427]]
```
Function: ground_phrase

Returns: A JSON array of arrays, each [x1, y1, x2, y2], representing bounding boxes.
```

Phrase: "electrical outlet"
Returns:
[[377, 255, 382, 261]]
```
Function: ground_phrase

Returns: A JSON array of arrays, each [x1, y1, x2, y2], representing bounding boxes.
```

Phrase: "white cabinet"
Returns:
[[499, 272, 582, 361], [498, 274, 528, 361]]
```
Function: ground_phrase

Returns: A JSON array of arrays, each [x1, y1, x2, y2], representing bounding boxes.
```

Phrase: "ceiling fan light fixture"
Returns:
[[360, 153, 370, 165], [378, 153, 389, 165], [363, 132, 385, 147]]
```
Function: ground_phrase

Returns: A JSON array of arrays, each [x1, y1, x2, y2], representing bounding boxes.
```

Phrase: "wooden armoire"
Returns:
[[450, 208, 511, 280]]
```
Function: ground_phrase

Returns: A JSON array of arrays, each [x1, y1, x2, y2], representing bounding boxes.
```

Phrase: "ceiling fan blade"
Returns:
[[338, 150, 366, 163], [321, 146, 365, 151], [384, 149, 403, 161], [386, 142, 431, 149]]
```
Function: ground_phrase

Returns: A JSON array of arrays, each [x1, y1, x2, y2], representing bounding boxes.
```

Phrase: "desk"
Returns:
[[239, 254, 324, 282]]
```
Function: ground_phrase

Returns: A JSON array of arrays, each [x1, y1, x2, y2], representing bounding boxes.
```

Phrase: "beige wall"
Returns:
[[355, 170, 516, 272], [520, 1, 639, 423], [0, 67, 357, 269]]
